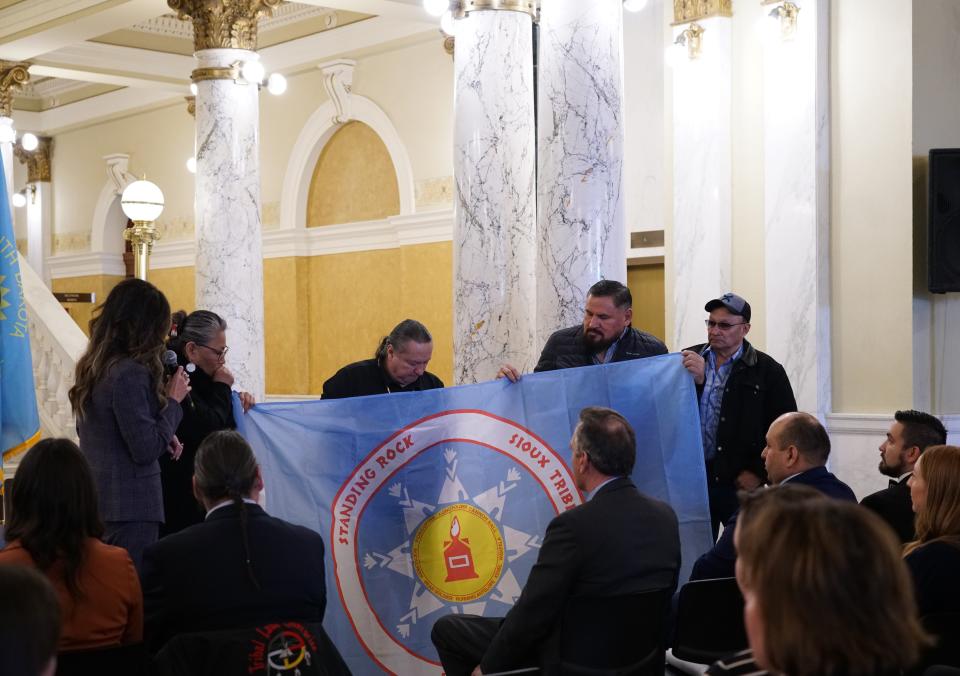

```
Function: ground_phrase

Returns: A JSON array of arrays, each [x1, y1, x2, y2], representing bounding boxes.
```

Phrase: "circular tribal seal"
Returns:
[[330, 409, 582, 675]]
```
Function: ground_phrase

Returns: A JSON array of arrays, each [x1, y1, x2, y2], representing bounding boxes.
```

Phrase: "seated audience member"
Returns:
[[860, 409, 946, 543], [322, 318, 443, 398], [708, 489, 929, 676], [431, 406, 681, 676], [0, 438, 143, 651], [0, 564, 60, 676], [161, 309, 255, 537], [903, 445, 960, 617], [141, 430, 327, 651], [691, 411, 856, 581]]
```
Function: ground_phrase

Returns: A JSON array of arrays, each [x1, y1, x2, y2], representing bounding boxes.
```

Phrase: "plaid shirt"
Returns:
[[699, 343, 744, 461]]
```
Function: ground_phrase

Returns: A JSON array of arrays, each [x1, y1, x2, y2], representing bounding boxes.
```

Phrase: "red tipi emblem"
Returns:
[[443, 516, 479, 582]]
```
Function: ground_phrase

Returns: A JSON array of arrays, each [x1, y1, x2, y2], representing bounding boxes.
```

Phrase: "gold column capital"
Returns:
[[167, 0, 281, 52], [0, 61, 30, 118], [14, 136, 52, 183], [672, 0, 732, 25]]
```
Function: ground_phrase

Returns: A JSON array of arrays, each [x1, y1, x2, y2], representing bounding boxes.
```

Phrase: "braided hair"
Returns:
[[374, 319, 432, 361], [193, 430, 261, 590]]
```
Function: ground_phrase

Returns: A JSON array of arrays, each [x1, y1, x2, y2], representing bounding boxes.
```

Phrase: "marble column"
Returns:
[[671, 9, 733, 349], [15, 137, 53, 285], [536, 0, 626, 344], [762, 0, 830, 417], [453, 8, 537, 384], [170, 0, 279, 400]]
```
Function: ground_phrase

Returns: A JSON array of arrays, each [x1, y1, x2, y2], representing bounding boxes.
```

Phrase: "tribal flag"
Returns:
[[0, 162, 40, 484], [238, 353, 712, 675]]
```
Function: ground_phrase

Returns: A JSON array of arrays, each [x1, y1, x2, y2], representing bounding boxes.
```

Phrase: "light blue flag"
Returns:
[[0, 163, 40, 468], [238, 353, 712, 675]]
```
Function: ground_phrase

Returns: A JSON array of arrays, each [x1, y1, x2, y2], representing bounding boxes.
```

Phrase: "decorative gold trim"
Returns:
[[14, 136, 52, 183], [167, 0, 282, 51], [0, 61, 30, 118], [185, 95, 196, 117], [675, 22, 705, 59], [191, 66, 239, 82], [763, 0, 800, 39], [123, 221, 161, 281], [672, 0, 732, 26], [461, 0, 536, 19], [443, 36, 455, 57]]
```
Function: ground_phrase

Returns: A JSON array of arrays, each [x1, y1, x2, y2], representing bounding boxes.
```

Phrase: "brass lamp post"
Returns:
[[120, 179, 164, 281]]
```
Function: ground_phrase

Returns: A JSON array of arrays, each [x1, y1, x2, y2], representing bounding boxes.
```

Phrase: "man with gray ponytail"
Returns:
[[141, 431, 327, 652], [322, 318, 444, 399]]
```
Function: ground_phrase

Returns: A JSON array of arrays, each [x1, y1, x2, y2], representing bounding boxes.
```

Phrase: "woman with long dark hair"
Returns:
[[68, 278, 190, 571], [160, 309, 254, 536], [0, 438, 143, 650]]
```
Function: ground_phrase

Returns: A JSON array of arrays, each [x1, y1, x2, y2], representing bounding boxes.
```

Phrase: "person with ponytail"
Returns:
[[321, 318, 444, 399], [161, 309, 255, 536], [69, 278, 190, 573], [141, 431, 326, 652]]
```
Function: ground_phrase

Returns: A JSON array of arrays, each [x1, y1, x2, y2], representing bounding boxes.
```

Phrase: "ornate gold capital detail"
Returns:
[[167, 0, 281, 51], [191, 65, 239, 82], [14, 136, 52, 183], [185, 95, 196, 117], [461, 0, 536, 18], [443, 36, 455, 57], [672, 0, 732, 25], [0, 61, 30, 118]]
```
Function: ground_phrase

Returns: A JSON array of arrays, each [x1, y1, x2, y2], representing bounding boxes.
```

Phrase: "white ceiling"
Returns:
[[1, 0, 437, 134]]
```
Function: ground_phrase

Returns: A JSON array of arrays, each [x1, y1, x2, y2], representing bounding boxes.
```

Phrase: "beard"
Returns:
[[878, 457, 903, 478], [583, 328, 615, 351]]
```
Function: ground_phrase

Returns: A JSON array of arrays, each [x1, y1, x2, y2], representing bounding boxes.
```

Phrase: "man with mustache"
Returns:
[[497, 280, 667, 381]]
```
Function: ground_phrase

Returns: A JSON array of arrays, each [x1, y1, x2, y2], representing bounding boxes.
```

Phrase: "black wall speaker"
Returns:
[[929, 148, 960, 293]]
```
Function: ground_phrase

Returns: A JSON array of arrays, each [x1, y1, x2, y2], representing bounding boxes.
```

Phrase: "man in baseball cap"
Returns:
[[681, 293, 797, 536]]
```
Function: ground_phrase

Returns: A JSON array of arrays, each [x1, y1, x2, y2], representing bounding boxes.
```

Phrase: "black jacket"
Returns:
[[861, 475, 915, 543], [685, 339, 796, 483], [160, 363, 236, 537], [321, 358, 444, 399], [534, 326, 667, 372], [142, 503, 327, 652]]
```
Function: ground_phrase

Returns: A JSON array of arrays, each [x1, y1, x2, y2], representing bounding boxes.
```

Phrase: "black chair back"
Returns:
[[558, 587, 672, 675], [925, 667, 960, 676], [152, 621, 350, 676], [55, 642, 146, 676], [671, 577, 747, 665], [918, 612, 960, 671]]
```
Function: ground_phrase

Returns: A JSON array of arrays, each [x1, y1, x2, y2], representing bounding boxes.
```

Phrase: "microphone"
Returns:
[[163, 350, 194, 410]]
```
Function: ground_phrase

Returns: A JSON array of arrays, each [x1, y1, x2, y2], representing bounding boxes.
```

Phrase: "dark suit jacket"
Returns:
[[480, 477, 681, 674], [141, 503, 327, 651], [690, 466, 857, 581], [534, 326, 667, 372], [860, 475, 915, 543], [78, 358, 183, 522]]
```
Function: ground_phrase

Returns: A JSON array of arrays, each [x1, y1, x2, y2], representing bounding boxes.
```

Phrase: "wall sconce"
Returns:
[[765, 1, 800, 40], [11, 184, 36, 208], [675, 23, 705, 60]]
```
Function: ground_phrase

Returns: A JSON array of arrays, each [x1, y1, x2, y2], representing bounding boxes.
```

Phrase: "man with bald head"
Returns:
[[689, 412, 856, 581]]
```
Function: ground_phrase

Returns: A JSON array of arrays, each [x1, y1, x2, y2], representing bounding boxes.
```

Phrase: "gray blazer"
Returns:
[[78, 357, 183, 522]]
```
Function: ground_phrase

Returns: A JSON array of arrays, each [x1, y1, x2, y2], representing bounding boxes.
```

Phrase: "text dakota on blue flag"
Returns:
[[0, 162, 40, 462], [239, 354, 712, 675]]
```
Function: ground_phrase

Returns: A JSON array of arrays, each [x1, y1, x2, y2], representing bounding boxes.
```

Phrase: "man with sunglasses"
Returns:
[[681, 293, 796, 535]]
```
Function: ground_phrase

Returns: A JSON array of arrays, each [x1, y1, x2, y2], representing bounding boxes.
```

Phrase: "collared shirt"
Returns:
[[699, 343, 744, 461], [205, 497, 258, 518], [585, 476, 619, 501], [592, 328, 629, 365]]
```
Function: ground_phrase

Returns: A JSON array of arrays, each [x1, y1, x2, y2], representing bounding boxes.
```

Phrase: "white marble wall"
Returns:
[[536, 0, 626, 344], [763, 0, 831, 418], [453, 11, 537, 384], [672, 17, 732, 349], [193, 48, 265, 399], [26, 181, 51, 285]]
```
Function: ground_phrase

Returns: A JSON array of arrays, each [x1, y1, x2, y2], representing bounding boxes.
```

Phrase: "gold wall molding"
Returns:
[[185, 95, 196, 117], [52, 233, 91, 254], [191, 65, 238, 82], [0, 60, 30, 118], [14, 136, 52, 183], [167, 0, 281, 52], [672, 0, 732, 25], [415, 177, 455, 209]]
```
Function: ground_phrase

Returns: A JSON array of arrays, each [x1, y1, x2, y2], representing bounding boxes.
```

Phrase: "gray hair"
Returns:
[[374, 319, 433, 361], [169, 309, 227, 356]]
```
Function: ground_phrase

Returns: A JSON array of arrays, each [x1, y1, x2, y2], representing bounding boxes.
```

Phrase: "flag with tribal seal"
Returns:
[[237, 354, 712, 674]]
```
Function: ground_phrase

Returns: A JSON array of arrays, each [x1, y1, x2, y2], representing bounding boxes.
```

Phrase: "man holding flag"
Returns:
[[0, 161, 41, 518]]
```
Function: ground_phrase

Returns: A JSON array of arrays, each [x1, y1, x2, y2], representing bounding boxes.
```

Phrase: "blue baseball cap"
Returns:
[[705, 293, 751, 323]]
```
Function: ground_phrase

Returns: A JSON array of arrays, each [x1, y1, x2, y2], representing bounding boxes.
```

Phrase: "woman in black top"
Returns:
[[159, 310, 255, 536]]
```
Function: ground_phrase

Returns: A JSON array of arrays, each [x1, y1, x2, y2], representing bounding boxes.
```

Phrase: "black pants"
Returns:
[[431, 614, 537, 676], [706, 474, 739, 540]]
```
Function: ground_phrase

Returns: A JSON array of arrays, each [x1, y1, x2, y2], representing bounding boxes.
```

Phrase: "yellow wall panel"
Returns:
[[398, 242, 453, 385], [627, 265, 666, 344], [264, 257, 312, 394], [148, 267, 195, 317], [51, 275, 125, 335]]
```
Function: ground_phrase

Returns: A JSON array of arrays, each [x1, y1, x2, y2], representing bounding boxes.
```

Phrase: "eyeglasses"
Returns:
[[197, 343, 229, 359], [705, 320, 747, 331]]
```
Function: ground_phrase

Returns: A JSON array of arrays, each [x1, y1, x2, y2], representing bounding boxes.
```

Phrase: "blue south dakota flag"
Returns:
[[239, 354, 712, 675], [0, 163, 40, 473]]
